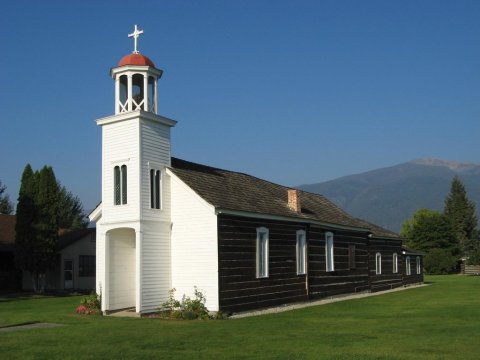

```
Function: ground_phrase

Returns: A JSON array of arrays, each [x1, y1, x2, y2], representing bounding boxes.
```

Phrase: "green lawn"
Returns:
[[0, 275, 479, 359]]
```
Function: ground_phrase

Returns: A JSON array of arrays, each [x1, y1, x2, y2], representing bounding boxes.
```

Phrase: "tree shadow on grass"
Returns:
[[0, 290, 87, 303]]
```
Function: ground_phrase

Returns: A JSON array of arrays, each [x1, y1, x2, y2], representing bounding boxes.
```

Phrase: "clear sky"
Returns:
[[1, 0, 479, 212]]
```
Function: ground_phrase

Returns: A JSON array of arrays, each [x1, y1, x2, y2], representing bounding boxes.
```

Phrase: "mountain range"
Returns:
[[299, 159, 480, 233]]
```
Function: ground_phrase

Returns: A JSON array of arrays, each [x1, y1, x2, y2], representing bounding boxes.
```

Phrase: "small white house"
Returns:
[[21, 228, 96, 291]]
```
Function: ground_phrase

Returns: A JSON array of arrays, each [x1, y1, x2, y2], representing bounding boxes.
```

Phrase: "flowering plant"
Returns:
[[76, 291, 101, 315]]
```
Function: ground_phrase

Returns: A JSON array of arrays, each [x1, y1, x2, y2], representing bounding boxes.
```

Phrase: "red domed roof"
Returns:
[[118, 53, 155, 67]]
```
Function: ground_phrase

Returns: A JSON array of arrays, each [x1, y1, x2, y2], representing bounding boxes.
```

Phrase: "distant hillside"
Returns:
[[299, 159, 480, 233]]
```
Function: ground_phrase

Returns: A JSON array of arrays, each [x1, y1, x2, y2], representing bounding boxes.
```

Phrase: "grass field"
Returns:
[[0, 275, 479, 359]]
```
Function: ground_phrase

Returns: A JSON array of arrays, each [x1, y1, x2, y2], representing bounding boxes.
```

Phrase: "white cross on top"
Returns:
[[128, 24, 144, 54]]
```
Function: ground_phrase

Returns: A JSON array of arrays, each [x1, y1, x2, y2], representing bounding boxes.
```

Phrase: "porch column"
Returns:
[[135, 229, 143, 313]]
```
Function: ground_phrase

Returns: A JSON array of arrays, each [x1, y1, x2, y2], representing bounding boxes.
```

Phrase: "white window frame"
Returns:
[[296, 230, 306, 275], [256, 227, 269, 278], [393, 253, 398, 274], [416, 256, 421, 274], [375, 252, 382, 275], [149, 166, 163, 210], [325, 232, 334, 272], [114, 164, 127, 205], [406, 256, 411, 275]]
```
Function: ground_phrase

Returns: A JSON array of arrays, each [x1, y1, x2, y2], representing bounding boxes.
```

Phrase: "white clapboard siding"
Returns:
[[140, 120, 172, 223], [102, 119, 140, 223], [169, 171, 219, 311], [140, 221, 172, 312]]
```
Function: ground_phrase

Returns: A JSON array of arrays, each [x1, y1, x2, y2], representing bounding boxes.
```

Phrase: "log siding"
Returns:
[[308, 227, 370, 299], [368, 238, 404, 292], [218, 214, 308, 313], [217, 214, 424, 313]]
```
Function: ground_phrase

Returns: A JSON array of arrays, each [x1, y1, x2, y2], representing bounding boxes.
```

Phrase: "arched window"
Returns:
[[119, 75, 128, 113], [393, 253, 398, 273], [132, 74, 144, 110], [406, 256, 411, 275], [375, 253, 382, 275], [150, 168, 161, 209], [296, 230, 306, 275], [256, 227, 269, 278], [114, 165, 127, 205], [325, 232, 334, 272], [148, 76, 155, 112], [416, 256, 421, 274]]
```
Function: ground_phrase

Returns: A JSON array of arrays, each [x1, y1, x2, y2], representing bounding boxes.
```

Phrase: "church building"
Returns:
[[89, 26, 423, 315]]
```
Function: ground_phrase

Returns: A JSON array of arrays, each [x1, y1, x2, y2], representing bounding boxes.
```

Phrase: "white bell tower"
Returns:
[[93, 25, 177, 314], [112, 25, 162, 114]]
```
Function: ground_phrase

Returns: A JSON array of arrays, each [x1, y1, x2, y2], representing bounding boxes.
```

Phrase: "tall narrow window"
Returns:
[[393, 253, 398, 273], [406, 256, 411, 275], [150, 168, 161, 209], [114, 166, 121, 205], [375, 253, 382, 275], [121, 165, 127, 204], [114, 165, 127, 205], [348, 244, 356, 269], [296, 230, 306, 275], [256, 227, 269, 278], [416, 256, 421, 274], [325, 232, 334, 272]]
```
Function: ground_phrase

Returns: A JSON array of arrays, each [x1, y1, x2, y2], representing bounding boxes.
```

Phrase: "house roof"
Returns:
[[0, 214, 16, 249], [402, 247, 426, 256], [354, 218, 401, 239], [57, 228, 96, 251], [170, 158, 390, 234]]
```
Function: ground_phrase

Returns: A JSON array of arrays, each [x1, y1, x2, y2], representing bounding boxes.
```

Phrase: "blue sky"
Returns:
[[1, 0, 479, 212]]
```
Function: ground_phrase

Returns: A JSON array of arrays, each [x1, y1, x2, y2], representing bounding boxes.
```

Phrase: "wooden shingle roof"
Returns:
[[354, 218, 401, 239], [170, 158, 381, 233]]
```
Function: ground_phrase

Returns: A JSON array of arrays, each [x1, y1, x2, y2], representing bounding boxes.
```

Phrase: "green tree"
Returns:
[[0, 179, 14, 214], [443, 176, 478, 256], [401, 208, 459, 274], [15, 164, 87, 293], [401, 208, 458, 254], [57, 185, 87, 229], [32, 166, 60, 292], [15, 165, 38, 286]]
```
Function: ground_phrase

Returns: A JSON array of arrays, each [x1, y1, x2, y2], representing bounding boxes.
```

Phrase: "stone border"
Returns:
[[230, 283, 428, 319]]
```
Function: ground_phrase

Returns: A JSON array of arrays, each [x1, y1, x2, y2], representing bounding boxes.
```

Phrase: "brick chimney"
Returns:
[[287, 189, 301, 213]]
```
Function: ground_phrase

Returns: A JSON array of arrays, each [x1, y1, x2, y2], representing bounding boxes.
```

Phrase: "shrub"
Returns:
[[424, 248, 457, 274], [76, 291, 101, 315], [159, 287, 210, 320]]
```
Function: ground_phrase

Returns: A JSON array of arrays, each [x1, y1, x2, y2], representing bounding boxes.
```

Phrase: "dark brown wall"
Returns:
[[218, 214, 308, 313], [403, 255, 424, 285], [217, 214, 423, 313], [368, 238, 404, 292], [308, 227, 370, 298]]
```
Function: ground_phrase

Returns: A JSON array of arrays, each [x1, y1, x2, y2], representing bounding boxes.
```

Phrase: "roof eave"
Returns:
[[216, 208, 370, 233], [89, 203, 102, 222]]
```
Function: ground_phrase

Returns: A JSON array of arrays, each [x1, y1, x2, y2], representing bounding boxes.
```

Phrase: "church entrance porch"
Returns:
[[106, 228, 136, 312]]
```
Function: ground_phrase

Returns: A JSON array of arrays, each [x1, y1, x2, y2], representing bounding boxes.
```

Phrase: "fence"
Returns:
[[462, 264, 480, 275]]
